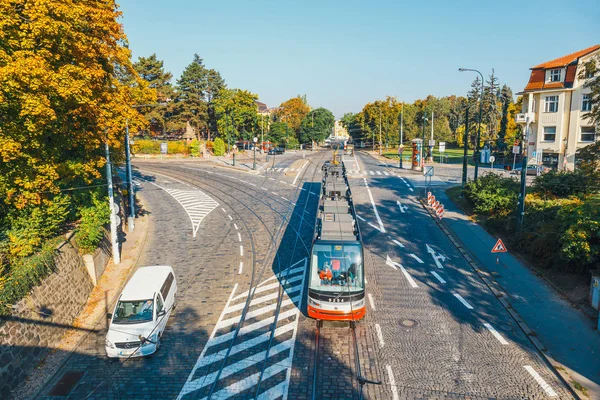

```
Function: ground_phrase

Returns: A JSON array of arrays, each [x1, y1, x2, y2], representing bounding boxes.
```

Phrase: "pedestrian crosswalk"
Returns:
[[265, 167, 301, 173], [177, 258, 307, 400], [346, 170, 392, 176], [163, 188, 219, 237]]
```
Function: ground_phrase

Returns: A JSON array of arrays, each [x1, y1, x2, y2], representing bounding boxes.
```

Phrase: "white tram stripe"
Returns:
[[217, 297, 299, 329], [375, 324, 385, 347], [232, 275, 304, 301], [453, 293, 474, 310], [386, 365, 400, 400], [226, 287, 301, 314]]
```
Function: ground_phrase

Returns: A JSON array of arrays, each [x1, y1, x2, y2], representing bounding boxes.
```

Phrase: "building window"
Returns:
[[584, 69, 595, 79], [543, 126, 556, 142], [544, 96, 558, 112], [550, 69, 561, 82], [582, 94, 592, 112], [580, 126, 596, 142]]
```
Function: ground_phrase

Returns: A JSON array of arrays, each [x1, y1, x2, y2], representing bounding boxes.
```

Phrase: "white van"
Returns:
[[105, 266, 177, 358]]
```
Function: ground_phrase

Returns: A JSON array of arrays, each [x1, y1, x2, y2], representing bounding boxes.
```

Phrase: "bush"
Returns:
[[463, 174, 519, 217], [533, 170, 594, 198], [557, 197, 600, 273], [189, 139, 200, 156], [0, 239, 58, 315], [6, 195, 71, 258], [167, 141, 189, 155], [213, 137, 226, 156], [75, 192, 110, 254], [132, 139, 161, 154]]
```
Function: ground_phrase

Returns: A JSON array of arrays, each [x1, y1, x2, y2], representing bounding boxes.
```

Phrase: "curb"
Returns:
[[417, 198, 581, 400]]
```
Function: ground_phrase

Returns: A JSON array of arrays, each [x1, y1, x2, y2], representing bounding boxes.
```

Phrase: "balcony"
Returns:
[[515, 113, 535, 124]]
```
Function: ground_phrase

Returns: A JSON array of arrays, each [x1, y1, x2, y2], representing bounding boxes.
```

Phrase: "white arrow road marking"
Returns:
[[426, 244, 446, 269], [483, 322, 509, 345], [387, 256, 418, 288], [523, 366, 558, 397], [396, 200, 407, 213], [453, 293, 474, 310], [364, 178, 386, 233], [356, 214, 366, 222]]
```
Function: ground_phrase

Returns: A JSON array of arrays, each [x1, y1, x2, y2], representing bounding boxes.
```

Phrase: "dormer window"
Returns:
[[550, 69, 561, 82]]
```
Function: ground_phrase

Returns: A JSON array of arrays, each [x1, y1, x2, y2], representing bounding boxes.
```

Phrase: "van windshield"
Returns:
[[112, 299, 154, 324]]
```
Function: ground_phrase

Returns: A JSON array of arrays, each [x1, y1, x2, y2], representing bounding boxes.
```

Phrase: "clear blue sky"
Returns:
[[120, 0, 600, 118]]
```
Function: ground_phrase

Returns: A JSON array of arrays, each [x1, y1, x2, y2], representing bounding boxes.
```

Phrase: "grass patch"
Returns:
[[382, 147, 476, 165], [445, 186, 474, 215], [571, 379, 588, 396]]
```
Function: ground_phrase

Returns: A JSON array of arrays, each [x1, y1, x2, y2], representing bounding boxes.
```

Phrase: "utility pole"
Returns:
[[459, 67, 485, 182], [462, 107, 469, 186], [517, 117, 530, 232], [421, 114, 427, 171], [125, 120, 135, 232], [399, 104, 404, 169], [378, 107, 382, 155], [429, 110, 434, 162], [105, 143, 120, 265]]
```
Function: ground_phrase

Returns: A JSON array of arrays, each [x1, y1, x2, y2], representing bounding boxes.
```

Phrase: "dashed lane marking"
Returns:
[[240, 245, 244, 256], [409, 254, 424, 263], [364, 178, 386, 233], [261, 187, 268, 191], [237, 232, 242, 242], [271, 192, 279, 196], [430, 271, 446, 284], [234, 223, 239, 230], [228, 215, 233, 221], [356, 214, 366, 222], [238, 262, 243, 275], [281, 196, 289, 201], [367, 293, 376, 310], [392, 239, 405, 248], [375, 324, 385, 347], [453, 293, 474, 310], [523, 366, 558, 397], [483, 322, 509, 345], [386, 365, 399, 400]]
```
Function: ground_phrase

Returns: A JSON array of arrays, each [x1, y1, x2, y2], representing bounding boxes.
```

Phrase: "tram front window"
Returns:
[[310, 243, 363, 292]]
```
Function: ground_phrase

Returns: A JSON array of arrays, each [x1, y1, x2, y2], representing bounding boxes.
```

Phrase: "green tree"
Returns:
[[580, 54, 600, 124], [299, 108, 335, 144], [213, 88, 259, 143], [269, 122, 289, 146], [213, 137, 226, 156], [275, 96, 310, 133], [497, 85, 514, 152]]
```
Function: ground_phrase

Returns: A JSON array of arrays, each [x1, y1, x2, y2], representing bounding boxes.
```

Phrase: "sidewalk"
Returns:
[[436, 188, 600, 400], [14, 198, 151, 400]]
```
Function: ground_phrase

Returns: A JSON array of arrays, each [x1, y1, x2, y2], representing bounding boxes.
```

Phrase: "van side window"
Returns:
[[156, 294, 164, 314], [161, 273, 174, 299]]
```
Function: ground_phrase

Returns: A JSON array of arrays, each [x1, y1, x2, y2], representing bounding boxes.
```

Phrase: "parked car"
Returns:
[[105, 266, 177, 358], [511, 165, 551, 176], [268, 147, 284, 155]]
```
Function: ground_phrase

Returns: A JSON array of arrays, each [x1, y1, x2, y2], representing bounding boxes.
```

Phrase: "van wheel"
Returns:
[[172, 296, 177, 310]]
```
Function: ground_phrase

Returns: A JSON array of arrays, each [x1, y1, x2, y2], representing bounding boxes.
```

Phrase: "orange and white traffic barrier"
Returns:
[[427, 192, 432, 205], [436, 204, 444, 219]]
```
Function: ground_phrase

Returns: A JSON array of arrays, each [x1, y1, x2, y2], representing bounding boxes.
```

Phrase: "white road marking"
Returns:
[[396, 200, 407, 213], [386, 255, 398, 270], [398, 263, 418, 288], [281, 196, 289, 201], [367, 293, 376, 310], [269, 178, 276, 181], [409, 187, 414, 192], [453, 293, 474, 310], [292, 160, 308, 185], [247, 182, 257, 187], [523, 366, 558, 397], [383, 171, 390, 176], [368, 222, 382, 232], [364, 277, 368, 284], [228, 215, 233, 221], [409, 254, 424, 263], [426, 244, 446, 269], [483, 323, 509, 345], [261, 187, 268, 191], [271, 192, 279, 196], [363, 178, 386, 233], [392, 239, 405, 248], [376, 170, 382, 175], [279, 180, 287, 184], [353, 154, 361, 172], [375, 324, 385, 347], [356, 214, 366, 222], [430, 271, 446, 284], [301, 188, 307, 191], [240, 245, 244, 256], [386, 365, 399, 400], [369, 170, 374, 175], [238, 262, 243, 274], [284, 167, 289, 172], [234, 223, 239, 230], [237, 232, 242, 242], [277, 168, 283, 172]]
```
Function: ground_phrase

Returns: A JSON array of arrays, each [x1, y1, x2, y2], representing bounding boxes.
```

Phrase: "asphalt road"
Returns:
[[32, 149, 572, 400]]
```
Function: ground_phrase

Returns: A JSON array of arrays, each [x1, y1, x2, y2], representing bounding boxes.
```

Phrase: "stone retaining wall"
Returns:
[[0, 233, 102, 397]]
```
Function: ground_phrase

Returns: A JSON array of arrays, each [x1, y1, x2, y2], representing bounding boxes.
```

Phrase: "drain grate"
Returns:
[[49, 371, 85, 396], [400, 319, 418, 328]]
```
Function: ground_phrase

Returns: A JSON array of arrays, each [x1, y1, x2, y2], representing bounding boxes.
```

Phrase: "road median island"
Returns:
[[17, 194, 152, 400]]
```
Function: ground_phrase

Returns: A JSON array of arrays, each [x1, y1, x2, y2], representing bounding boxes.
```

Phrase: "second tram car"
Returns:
[[307, 159, 365, 321]]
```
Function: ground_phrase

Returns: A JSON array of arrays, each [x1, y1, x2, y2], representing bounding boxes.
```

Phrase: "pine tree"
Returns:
[[483, 70, 500, 145], [497, 85, 514, 152]]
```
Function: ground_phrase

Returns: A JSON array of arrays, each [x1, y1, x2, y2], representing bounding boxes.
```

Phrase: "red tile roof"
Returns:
[[531, 44, 600, 69]]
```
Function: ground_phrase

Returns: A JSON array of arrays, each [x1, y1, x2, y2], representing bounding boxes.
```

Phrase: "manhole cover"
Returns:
[[49, 371, 85, 396], [400, 319, 418, 328]]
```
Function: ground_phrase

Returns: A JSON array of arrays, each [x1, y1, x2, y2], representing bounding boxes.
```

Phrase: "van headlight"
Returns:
[[143, 333, 158, 346], [105, 339, 115, 349]]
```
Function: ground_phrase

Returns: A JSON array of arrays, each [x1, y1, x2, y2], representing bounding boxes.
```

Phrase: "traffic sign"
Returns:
[[428, 139, 436, 147], [439, 142, 446, 152], [489, 155, 495, 163], [423, 166, 434, 176], [512, 145, 520, 154], [491, 238, 507, 253]]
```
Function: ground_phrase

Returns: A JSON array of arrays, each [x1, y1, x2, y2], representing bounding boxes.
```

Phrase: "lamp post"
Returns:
[[399, 103, 404, 169], [459, 67, 484, 182], [253, 137, 258, 170], [461, 107, 470, 186], [378, 107, 382, 155], [421, 113, 428, 171]]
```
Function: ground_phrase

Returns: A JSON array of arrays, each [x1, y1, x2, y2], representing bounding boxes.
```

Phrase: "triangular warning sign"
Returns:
[[491, 238, 507, 253]]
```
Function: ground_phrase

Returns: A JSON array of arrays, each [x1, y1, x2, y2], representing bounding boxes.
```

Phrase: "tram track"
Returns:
[[136, 152, 328, 399]]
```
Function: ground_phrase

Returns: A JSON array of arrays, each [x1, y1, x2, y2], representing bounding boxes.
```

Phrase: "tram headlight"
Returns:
[[353, 299, 364, 308], [309, 298, 320, 307]]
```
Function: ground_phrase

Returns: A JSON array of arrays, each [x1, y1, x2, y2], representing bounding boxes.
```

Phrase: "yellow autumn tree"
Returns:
[[0, 0, 155, 210], [275, 96, 310, 133]]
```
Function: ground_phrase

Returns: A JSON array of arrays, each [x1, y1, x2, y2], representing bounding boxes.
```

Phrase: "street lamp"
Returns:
[[253, 137, 258, 170], [459, 67, 484, 182], [421, 113, 428, 171], [378, 107, 382, 155]]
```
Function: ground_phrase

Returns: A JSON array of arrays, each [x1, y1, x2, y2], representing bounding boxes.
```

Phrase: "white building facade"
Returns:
[[518, 44, 598, 170]]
